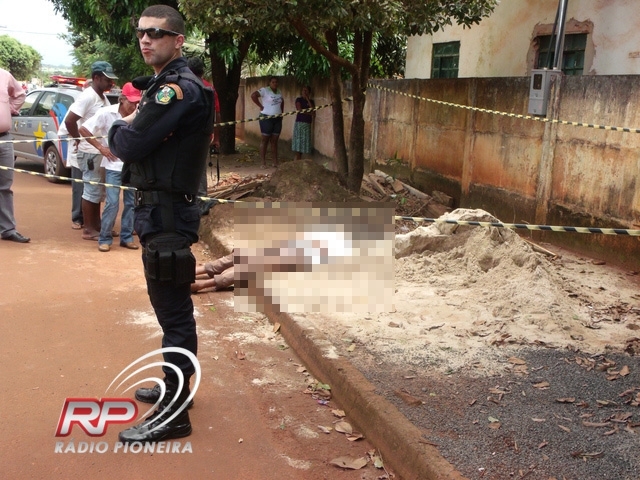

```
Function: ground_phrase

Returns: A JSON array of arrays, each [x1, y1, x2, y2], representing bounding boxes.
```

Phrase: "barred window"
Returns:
[[431, 41, 460, 79], [536, 33, 587, 76]]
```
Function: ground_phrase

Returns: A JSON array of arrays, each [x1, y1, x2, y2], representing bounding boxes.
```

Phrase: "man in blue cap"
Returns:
[[64, 61, 117, 240]]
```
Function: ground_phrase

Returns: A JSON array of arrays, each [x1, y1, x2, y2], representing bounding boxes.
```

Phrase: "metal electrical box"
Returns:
[[528, 69, 562, 116]]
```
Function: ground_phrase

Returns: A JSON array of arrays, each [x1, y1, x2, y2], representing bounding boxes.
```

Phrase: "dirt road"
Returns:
[[0, 162, 384, 480]]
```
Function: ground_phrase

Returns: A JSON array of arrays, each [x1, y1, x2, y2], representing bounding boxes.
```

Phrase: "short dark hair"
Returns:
[[140, 4, 185, 34], [187, 57, 205, 77]]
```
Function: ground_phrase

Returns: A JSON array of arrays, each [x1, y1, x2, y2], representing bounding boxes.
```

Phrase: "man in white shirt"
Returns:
[[250, 76, 284, 167], [79, 82, 141, 252], [64, 61, 118, 240]]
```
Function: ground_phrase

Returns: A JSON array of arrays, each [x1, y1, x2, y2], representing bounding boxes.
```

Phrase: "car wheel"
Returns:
[[44, 145, 70, 183]]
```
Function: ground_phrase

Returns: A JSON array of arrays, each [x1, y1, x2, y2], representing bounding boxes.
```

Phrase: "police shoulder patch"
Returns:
[[155, 83, 184, 105]]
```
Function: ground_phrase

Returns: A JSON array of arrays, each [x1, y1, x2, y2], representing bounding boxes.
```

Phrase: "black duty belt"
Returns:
[[0, 131, 9, 137], [134, 190, 196, 206]]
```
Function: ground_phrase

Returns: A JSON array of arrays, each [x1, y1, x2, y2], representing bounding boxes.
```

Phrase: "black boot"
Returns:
[[119, 384, 193, 444], [135, 383, 194, 409]]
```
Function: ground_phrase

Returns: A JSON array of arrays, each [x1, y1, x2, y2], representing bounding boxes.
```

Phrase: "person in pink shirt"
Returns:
[[0, 68, 29, 243]]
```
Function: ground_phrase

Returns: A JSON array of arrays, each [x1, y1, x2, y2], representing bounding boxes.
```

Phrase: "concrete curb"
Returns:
[[198, 188, 464, 478], [265, 309, 467, 480]]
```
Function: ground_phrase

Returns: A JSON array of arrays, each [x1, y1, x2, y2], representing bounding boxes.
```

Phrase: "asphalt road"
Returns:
[[0, 161, 381, 480]]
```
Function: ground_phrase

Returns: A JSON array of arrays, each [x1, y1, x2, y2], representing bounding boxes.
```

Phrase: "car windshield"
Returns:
[[19, 91, 40, 116], [33, 92, 57, 116]]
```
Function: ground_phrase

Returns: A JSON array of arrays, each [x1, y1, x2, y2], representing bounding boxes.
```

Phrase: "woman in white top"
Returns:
[[251, 76, 284, 167]]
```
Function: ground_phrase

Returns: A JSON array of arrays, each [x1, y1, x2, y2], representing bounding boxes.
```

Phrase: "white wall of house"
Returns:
[[405, 0, 640, 78]]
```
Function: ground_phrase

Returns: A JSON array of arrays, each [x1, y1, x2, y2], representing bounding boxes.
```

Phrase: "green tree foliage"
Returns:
[[0, 36, 42, 80], [60, 31, 147, 81], [50, 0, 289, 154], [284, 33, 406, 84], [50, 0, 172, 80], [180, 0, 497, 192], [50, 0, 169, 47]]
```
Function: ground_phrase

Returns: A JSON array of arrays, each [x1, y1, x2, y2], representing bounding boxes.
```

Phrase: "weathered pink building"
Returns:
[[405, 0, 640, 78]]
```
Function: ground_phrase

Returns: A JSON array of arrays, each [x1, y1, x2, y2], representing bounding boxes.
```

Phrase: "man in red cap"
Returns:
[[79, 82, 142, 251]]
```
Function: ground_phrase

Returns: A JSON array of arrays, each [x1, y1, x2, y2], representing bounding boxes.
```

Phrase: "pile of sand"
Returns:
[[293, 208, 640, 375]]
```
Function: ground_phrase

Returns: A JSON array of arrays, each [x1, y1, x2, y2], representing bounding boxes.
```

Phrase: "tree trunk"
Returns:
[[346, 31, 373, 193], [207, 34, 251, 155], [326, 31, 348, 177], [347, 86, 366, 192], [329, 65, 348, 177]]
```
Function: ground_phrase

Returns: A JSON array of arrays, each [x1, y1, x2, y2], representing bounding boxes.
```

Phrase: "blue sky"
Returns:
[[2, 0, 74, 67]]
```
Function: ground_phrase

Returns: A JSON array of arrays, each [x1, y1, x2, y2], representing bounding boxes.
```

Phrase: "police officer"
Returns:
[[108, 4, 213, 443]]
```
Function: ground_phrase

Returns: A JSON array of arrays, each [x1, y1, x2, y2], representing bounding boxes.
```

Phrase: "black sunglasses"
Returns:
[[135, 27, 181, 39]]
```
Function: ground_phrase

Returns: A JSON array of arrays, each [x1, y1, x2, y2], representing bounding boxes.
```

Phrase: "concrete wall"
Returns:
[[405, 0, 640, 78], [363, 75, 640, 268]]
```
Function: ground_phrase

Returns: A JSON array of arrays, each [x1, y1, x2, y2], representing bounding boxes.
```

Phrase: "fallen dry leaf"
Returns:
[[489, 387, 510, 395], [531, 418, 546, 422], [334, 421, 353, 434], [570, 451, 604, 459], [367, 450, 385, 469], [620, 365, 630, 376], [314, 388, 331, 400], [611, 412, 633, 423], [272, 322, 281, 333], [558, 425, 571, 432], [388, 321, 401, 328], [296, 366, 307, 373], [236, 351, 246, 360], [533, 381, 550, 389], [488, 422, 501, 430], [331, 409, 346, 418], [394, 389, 423, 406], [346, 432, 364, 441], [538, 441, 548, 449], [513, 364, 529, 375], [556, 397, 576, 403], [330, 456, 368, 470], [317, 425, 332, 434], [582, 421, 610, 428], [347, 343, 356, 352], [508, 357, 527, 365]]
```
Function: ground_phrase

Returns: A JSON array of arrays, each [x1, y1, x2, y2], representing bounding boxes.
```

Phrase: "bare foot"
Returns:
[[191, 279, 216, 293], [82, 229, 100, 241]]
